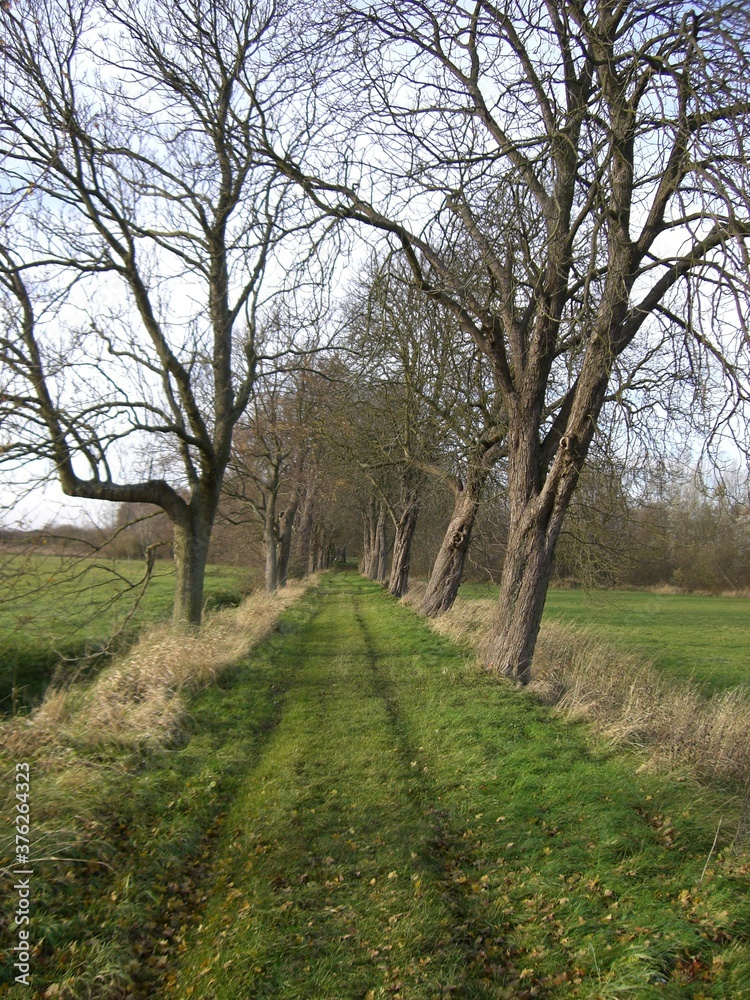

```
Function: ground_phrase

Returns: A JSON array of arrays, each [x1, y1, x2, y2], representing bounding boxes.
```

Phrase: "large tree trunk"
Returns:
[[484, 410, 596, 683], [172, 514, 213, 625], [264, 529, 278, 592], [388, 499, 420, 598], [483, 507, 558, 685], [421, 487, 480, 617]]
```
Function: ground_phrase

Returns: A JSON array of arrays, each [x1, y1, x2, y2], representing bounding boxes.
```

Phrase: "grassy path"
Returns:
[[158, 571, 750, 999]]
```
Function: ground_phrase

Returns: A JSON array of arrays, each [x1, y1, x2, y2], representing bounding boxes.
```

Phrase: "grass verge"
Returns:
[[0, 578, 314, 998], [416, 588, 750, 795]]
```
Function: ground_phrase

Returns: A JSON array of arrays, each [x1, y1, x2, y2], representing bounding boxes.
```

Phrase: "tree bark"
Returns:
[[484, 398, 598, 683], [483, 508, 557, 685], [360, 518, 373, 576], [388, 498, 420, 597], [374, 505, 389, 583], [172, 515, 213, 625], [309, 523, 323, 574], [421, 487, 480, 617], [361, 498, 380, 577], [277, 498, 300, 588], [263, 493, 279, 592], [264, 531, 278, 592]]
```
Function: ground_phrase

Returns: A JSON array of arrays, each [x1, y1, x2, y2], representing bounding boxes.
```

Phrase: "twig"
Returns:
[[700, 819, 722, 881]]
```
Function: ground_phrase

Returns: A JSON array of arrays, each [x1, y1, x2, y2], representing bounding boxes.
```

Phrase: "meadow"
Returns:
[[0, 552, 254, 712], [5, 554, 747, 716], [2, 571, 749, 998], [462, 583, 750, 694]]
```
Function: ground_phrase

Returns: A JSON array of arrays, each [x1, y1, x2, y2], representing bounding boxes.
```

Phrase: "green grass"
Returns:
[[0, 553, 255, 711], [152, 574, 749, 998], [4, 572, 749, 998], [462, 582, 750, 694]]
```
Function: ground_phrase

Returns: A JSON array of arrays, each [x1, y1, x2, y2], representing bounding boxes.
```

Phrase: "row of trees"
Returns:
[[203, 337, 750, 598], [107, 264, 739, 602], [2, 0, 750, 683]]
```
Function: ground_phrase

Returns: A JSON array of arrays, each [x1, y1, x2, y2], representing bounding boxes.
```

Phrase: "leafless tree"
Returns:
[[262, 0, 750, 681], [0, 0, 328, 623], [226, 366, 323, 592], [356, 257, 508, 614], [336, 290, 448, 597]]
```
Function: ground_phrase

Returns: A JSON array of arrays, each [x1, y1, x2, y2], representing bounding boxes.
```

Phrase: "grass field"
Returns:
[[3, 571, 748, 998], [461, 583, 750, 694], [0, 553, 255, 712]]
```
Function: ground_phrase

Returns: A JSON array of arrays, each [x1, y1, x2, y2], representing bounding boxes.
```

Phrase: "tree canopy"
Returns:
[[2, 0, 749, 677]]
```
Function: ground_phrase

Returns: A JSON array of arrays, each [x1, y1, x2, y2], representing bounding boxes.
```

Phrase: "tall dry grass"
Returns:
[[1, 578, 314, 760], [533, 621, 750, 789], [413, 591, 750, 792]]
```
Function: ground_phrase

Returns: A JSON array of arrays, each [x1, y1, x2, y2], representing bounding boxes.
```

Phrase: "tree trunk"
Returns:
[[361, 499, 377, 577], [173, 516, 212, 625], [483, 508, 557, 685], [484, 420, 590, 684], [277, 499, 300, 588], [264, 531, 278, 591], [374, 505, 388, 583], [309, 523, 322, 574], [264, 498, 279, 592], [360, 520, 373, 575], [297, 494, 314, 577], [388, 500, 420, 597], [421, 487, 479, 617]]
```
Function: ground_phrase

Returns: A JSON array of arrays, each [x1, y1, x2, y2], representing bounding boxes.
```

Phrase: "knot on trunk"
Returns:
[[559, 433, 579, 459], [448, 525, 468, 550]]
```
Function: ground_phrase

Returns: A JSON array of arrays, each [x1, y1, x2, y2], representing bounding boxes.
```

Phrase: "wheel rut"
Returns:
[[157, 575, 520, 999], [351, 593, 514, 993]]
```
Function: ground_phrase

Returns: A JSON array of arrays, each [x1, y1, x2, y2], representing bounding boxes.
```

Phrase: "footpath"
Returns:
[[156, 571, 749, 999]]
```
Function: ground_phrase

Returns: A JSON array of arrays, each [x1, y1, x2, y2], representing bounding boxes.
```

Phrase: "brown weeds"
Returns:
[[1, 578, 314, 759]]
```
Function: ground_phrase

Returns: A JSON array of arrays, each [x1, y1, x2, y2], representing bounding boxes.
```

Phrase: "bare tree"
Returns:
[[356, 258, 508, 615], [262, 0, 750, 681], [335, 296, 445, 596], [226, 365, 321, 591], [0, 0, 323, 623]]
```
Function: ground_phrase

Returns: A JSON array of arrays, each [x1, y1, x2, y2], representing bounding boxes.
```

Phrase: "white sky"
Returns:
[[1, 478, 109, 530]]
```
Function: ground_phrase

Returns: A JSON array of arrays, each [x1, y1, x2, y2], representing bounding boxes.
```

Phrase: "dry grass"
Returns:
[[400, 581, 425, 610], [427, 596, 497, 660], [1, 578, 315, 760], [402, 582, 496, 658], [415, 591, 750, 791], [640, 583, 685, 595], [532, 620, 750, 788], [635, 583, 750, 599]]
